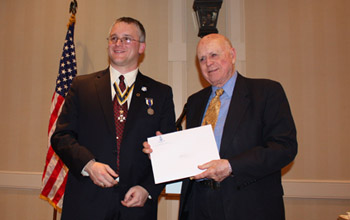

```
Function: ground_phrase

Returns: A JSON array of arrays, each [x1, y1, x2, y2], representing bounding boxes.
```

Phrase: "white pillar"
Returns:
[[168, 0, 187, 117], [225, 0, 246, 75]]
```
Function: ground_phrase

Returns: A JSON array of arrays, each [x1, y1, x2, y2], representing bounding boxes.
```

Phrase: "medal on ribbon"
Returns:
[[145, 98, 154, 115], [118, 109, 126, 122]]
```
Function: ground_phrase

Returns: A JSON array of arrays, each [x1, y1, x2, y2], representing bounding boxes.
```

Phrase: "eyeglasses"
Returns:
[[107, 36, 141, 45]]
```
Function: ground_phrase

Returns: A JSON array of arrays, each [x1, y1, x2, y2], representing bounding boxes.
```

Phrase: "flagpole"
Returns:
[[53, 209, 57, 220]]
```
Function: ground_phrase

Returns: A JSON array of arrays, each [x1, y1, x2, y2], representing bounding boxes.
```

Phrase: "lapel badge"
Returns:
[[145, 98, 154, 115], [141, 86, 147, 92]]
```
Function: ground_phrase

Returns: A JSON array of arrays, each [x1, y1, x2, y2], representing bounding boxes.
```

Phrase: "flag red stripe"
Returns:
[[41, 152, 65, 196], [52, 170, 68, 204], [41, 93, 63, 181], [48, 94, 64, 134], [41, 147, 54, 180]]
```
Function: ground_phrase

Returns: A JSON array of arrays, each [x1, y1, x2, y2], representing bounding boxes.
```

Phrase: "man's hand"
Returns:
[[193, 159, 232, 182], [142, 131, 162, 156], [142, 141, 153, 155], [85, 160, 119, 188], [121, 185, 149, 207]]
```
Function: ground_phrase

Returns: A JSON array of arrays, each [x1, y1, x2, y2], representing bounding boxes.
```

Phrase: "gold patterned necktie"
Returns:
[[202, 88, 224, 130]]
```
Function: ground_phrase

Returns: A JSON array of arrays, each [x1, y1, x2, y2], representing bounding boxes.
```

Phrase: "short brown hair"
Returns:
[[112, 17, 146, 43]]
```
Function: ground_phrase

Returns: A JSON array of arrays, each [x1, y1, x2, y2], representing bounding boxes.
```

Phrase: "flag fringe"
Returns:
[[39, 194, 62, 213]]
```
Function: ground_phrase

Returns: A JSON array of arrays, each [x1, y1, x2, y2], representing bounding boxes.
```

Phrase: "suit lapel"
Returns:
[[122, 72, 146, 137], [191, 87, 212, 127], [220, 74, 250, 156], [93, 70, 148, 140], [94, 68, 115, 135]]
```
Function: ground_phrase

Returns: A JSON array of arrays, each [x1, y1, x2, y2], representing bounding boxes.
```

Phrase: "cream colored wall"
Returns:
[[1, 0, 350, 219], [246, 0, 350, 181], [244, 0, 350, 218]]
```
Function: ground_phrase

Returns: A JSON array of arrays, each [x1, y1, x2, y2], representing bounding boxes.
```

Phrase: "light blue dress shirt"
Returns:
[[202, 72, 237, 151]]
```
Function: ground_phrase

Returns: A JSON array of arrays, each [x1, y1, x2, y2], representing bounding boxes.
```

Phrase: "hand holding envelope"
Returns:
[[146, 125, 222, 184]]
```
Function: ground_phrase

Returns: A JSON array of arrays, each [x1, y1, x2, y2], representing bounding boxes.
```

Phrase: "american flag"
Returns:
[[40, 15, 77, 211]]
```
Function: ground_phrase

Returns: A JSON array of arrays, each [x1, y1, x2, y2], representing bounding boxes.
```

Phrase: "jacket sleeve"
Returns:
[[51, 77, 95, 178], [228, 81, 297, 182]]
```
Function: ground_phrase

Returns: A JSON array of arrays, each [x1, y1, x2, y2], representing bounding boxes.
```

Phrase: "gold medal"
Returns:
[[147, 108, 154, 115], [145, 98, 154, 115]]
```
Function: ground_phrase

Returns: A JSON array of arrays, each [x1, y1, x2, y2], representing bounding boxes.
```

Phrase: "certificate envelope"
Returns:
[[148, 125, 220, 184]]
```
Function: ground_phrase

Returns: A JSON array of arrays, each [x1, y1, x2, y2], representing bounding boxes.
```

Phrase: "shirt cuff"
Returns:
[[81, 159, 96, 176], [227, 161, 234, 177]]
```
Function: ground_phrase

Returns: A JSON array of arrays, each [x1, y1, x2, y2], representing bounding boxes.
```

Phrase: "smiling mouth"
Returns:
[[114, 50, 125, 54], [111, 45, 126, 54], [208, 68, 218, 74]]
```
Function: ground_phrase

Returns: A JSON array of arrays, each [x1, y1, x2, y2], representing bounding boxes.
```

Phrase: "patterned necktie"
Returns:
[[202, 88, 224, 130], [113, 75, 128, 174]]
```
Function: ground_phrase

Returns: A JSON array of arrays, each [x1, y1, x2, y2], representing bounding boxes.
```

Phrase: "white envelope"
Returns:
[[148, 125, 220, 184]]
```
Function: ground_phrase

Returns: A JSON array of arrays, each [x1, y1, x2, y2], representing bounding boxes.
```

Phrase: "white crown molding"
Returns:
[[165, 178, 350, 199], [0, 171, 42, 190], [283, 179, 350, 200], [1, 171, 349, 200]]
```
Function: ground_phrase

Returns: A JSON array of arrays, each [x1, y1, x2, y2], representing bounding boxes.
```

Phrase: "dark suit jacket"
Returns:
[[179, 73, 297, 220], [51, 68, 175, 220]]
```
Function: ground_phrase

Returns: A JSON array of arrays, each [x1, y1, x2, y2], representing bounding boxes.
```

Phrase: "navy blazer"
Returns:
[[52, 68, 175, 219], [179, 73, 297, 220]]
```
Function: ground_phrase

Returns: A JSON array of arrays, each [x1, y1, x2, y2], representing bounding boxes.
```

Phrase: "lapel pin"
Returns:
[[136, 93, 140, 97], [141, 86, 147, 92]]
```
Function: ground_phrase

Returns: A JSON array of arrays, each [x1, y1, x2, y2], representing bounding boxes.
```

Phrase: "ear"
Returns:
[[139, 42, 146, 54], [230, 47, 237, 65]]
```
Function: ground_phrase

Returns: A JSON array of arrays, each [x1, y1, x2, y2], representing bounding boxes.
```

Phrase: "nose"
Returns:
[[115, 38, 123, 46], [206, 58, 214, 67]]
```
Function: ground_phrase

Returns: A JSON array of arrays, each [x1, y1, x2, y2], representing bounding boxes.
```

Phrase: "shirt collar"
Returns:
[[109, 65, 138, 87], [211, 71, 238, 98]]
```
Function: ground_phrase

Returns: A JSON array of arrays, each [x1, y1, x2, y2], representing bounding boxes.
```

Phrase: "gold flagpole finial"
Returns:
[[68, 0, 78, 27]]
